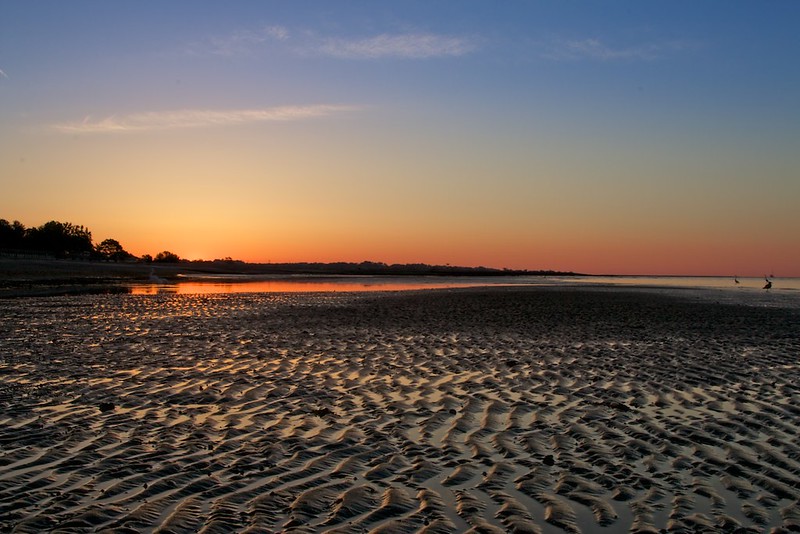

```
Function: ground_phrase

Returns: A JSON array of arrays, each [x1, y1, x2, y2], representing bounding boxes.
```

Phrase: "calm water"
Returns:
[[130, 274, 800, 297], [130, 276, 501, 295]]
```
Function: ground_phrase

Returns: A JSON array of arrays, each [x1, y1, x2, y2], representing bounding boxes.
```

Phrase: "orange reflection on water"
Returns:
[[129, 279, 489, 295]]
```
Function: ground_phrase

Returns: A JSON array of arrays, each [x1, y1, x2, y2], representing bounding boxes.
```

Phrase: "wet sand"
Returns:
[[1, 287, 799, 533]]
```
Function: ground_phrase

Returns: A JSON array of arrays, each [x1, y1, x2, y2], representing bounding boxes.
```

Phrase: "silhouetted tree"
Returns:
[[140, 254, 153, 263], [154, 250, 180, 263], [0, 219, 28, 249], [96, 238, 131, 261], [26, 220, 93, 258]]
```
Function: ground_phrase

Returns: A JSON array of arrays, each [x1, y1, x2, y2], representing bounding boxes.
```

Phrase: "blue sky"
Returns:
[[2, 1, 798, 274]]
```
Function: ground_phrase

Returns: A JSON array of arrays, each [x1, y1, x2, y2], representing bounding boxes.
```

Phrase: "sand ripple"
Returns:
[[1, 288, 799, 532]]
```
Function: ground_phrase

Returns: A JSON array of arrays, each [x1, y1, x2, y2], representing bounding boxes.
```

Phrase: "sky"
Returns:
[[1, 1, 798, 276]]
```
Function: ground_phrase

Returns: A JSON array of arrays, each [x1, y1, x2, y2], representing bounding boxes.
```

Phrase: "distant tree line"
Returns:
[[188, 259, 578, 277], [0, 219, 182, 263], [231, 260, 574, 277], [2, 218, 580, 276]]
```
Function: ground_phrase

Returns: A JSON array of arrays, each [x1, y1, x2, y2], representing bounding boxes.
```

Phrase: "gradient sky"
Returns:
[[2, 1, 798, 275]]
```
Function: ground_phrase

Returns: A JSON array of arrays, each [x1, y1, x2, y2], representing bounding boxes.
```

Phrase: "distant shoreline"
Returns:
[[0, 257, 579, 298], [0, 257, 578, 283]]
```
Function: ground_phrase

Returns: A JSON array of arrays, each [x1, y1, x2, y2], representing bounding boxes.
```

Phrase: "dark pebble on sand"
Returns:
[[98, 402, 115, 413]]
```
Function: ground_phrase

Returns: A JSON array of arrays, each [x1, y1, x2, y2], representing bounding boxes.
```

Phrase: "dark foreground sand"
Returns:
[[1, 287, 799, 533]]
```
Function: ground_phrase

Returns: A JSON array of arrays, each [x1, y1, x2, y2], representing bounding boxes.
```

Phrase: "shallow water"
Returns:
[[130, 274, 800, 309], [130, 276, 497, 295], [561, 275, 800, 292]]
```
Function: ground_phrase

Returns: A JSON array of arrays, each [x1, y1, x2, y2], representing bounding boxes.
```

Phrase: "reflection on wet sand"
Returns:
[[129, 279, 497, 295]]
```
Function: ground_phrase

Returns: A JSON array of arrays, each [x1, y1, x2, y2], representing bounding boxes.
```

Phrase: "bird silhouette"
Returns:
[[763, 276, 772, 290]]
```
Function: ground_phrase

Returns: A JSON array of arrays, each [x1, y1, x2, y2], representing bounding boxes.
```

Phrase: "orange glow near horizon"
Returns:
[[5, 205, 795, 277], [92, 198, 795, 278], [4, 117, 798, 277]]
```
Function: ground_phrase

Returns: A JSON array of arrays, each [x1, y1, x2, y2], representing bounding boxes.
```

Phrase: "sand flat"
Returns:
[[1, 287, 799, 532]]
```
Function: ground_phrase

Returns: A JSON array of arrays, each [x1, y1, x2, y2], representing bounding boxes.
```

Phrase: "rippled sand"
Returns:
[[1, 288, 799, 533]]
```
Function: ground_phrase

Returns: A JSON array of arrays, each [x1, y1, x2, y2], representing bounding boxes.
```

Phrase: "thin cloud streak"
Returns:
[[543, 38, 690, 61], [51, 105, 359, 134], [211, 25, 289, 56], [190, 25, 475, 60], [0, 68, 8, 79], [318, 33, 475, 59], [191, 25, 290, 56]]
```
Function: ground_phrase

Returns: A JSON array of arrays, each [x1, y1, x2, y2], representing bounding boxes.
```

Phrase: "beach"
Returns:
[[1, 287, 799, 533]]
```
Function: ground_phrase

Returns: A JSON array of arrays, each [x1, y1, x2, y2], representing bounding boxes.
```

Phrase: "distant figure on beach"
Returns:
[[734, 276, 740, 284], [763, 277, 772, 290]]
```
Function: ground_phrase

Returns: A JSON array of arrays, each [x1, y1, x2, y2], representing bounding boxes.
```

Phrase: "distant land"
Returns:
[[0, 256, 581, 298], [175, 258, 581, 278], [0, 255, 580, 283], [1, 218, 579, 285]]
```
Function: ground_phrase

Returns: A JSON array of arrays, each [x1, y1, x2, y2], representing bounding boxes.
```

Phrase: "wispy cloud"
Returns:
[[543, 38, 690, 61], [191, 25, 290, 56], [190, 25, 475, 60], [51, 104, 359, 134], [0, 68, 8, 79], [318, 33, 475, 59]]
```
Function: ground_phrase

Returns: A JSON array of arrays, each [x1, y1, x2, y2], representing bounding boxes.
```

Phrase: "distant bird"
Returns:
[[763, 276, 772, 290], [734, 276, 740, 284], [149, 268, 168, 284]]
